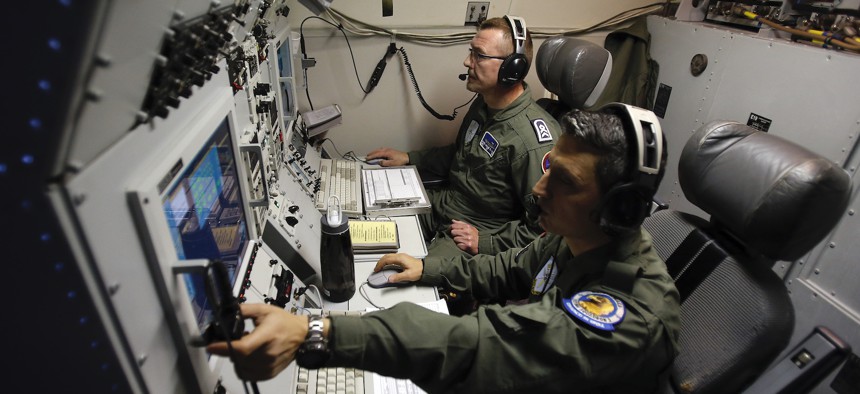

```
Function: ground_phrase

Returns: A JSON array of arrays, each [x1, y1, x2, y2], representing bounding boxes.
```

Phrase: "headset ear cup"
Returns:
[[498, 54, 529, 86], [599, 186, 650, 235]]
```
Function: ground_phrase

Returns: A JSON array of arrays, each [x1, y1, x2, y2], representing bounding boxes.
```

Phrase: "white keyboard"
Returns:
[[292, 310, 426, 394], [316, 158, 362, 216], [294, 366, 425, 394], [294, 366, 368, 394]]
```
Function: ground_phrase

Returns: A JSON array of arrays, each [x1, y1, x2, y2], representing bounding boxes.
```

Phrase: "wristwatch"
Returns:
[[296, 315, 330, 369]]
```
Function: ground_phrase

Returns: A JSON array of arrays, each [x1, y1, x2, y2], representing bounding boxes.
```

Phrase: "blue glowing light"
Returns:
[[48, 38, 61, 51]]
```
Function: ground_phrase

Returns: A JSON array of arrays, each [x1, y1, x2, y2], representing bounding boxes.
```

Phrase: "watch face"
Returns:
[[297, 315, 330, 369], [297, 343, 330, 369]]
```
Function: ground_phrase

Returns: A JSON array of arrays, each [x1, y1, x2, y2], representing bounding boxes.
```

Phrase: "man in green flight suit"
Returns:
[[208, 104, 681, 393], [367, 16, 560, 258]]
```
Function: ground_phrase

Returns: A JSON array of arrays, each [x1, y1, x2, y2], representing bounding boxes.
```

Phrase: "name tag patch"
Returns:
[[532, 119, 553, 143], [479, 131, 499, 157], [464, 120, 480, 143], [530, 256, 558, 295], [563, 291, 626, 331]]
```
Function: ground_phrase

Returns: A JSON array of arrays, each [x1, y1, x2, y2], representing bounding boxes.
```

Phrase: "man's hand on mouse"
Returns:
[[366, 147, 409, 167], [373, 253, 423, 284]]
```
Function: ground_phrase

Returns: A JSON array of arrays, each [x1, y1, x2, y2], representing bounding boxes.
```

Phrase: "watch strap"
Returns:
[[296, 314, 330, 369]]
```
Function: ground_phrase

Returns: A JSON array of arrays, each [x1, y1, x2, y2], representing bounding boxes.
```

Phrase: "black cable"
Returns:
[[342, 151, 361, 162], [300, 16, 374, 110], [318, 138, 363, 163], [303, 66, 313, 111], [397, 46, 477, 121], [205, 262, 254, 394]]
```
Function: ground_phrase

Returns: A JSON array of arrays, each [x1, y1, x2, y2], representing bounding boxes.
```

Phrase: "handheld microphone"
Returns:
[[458, 73, 468, 81]]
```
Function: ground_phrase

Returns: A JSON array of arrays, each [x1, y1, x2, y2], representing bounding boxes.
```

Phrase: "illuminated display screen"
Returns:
[[161, 118, 248, 332]]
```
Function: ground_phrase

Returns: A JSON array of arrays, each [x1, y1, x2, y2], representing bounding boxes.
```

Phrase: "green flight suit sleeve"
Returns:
[[407, 144, 456, 178], [328, 276, 677, 393], [420, 236, 545, 301]]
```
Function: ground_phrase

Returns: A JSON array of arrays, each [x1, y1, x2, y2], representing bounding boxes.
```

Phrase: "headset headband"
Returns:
[[505, 15, 527, 56], [605, 103, 664, 182]]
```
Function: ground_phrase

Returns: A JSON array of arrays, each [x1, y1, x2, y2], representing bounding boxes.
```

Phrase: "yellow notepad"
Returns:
[[349, 220, 400, 253]]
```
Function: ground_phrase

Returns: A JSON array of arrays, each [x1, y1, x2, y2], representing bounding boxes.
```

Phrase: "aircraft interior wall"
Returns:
[[281, 0, 646, 155]]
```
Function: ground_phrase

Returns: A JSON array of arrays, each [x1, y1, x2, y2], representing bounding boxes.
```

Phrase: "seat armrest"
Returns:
[[418, 169, 447, 189]]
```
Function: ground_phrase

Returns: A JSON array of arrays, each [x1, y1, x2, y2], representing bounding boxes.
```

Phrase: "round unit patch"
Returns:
[[541, 151, 551, 174], [562, 291, 626, 331]]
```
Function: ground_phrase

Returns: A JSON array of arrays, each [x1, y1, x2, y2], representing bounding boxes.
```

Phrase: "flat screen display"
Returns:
[[161, 118, 248, 332]]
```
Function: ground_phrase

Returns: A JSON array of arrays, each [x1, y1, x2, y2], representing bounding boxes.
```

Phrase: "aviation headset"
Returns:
[[498, 15, 530, 86], [594, 103, 667, 235]]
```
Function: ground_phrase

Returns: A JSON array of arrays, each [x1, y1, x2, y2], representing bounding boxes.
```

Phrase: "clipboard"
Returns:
[[361, 165, 431, 217]]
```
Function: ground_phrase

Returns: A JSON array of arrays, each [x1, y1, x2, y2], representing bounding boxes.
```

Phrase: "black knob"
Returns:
[[164, 96, 181, 108]]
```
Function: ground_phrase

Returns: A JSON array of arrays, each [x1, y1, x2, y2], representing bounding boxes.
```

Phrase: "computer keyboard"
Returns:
[[315, 158, 362, 216], [292, 309, 425, 394], [294, 366, 367, 394]]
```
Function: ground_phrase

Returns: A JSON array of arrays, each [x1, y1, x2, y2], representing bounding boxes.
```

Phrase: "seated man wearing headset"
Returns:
[[208, 104, 681, 393], [367, 16, 560, 258]]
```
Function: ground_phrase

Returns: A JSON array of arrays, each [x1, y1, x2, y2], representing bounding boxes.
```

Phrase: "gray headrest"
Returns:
[[535, 36, 612, 109], [680, 121, 852, 261]]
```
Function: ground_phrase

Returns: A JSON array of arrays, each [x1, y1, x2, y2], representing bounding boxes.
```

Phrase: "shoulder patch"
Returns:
[[541, 151, 551, 174], [562, 291, 626, 331], [532, 119, 553, 143], [531, 256, 558, 295], [464, 120, 480, 143]]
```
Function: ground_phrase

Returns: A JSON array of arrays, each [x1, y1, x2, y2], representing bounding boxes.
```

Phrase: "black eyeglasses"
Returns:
[[468, 48, 507, 62]]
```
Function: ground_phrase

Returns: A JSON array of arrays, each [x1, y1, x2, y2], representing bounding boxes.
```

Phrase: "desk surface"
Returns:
[[322, 261, 439, 311]]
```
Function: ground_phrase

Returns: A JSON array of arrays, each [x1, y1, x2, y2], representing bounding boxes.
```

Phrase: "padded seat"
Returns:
[[534, 36, 612, 117], [644, 121, 852, 394]]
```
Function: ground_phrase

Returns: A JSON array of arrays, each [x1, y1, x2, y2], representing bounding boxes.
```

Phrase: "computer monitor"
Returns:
[[127, 91, 254, 392], [160, 117, 249, 333]]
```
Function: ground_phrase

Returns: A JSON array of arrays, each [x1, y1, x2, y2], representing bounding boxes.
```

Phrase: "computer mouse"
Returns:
[[366, 158, 383, 165], [367, 265, 409, 289]]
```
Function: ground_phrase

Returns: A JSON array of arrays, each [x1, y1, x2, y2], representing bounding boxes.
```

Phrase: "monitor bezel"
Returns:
[[127, 91, 255, 393]]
